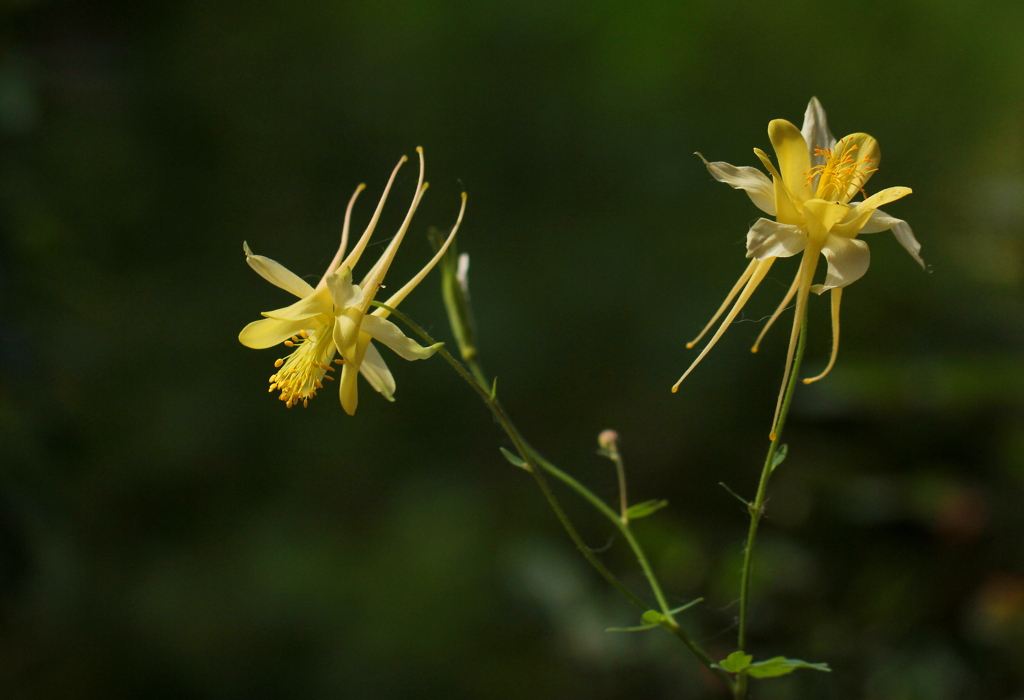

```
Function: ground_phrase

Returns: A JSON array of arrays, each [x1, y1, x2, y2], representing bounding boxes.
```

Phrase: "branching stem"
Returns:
[[374, 301, 734, 693], [733, 311, 809, 700]]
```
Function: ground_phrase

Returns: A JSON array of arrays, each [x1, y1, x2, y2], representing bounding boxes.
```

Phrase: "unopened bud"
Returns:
[[598, 430, 619, 452], [456, 253, 471, 297]]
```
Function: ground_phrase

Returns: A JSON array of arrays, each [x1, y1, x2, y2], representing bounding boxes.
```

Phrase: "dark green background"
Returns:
[[2, 1, 1023, 698]]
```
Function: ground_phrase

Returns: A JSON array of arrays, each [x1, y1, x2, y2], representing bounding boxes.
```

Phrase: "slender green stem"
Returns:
[[607, 445, 629, 524], [733, 314, 809, 700], [375, 301, 734, 693]]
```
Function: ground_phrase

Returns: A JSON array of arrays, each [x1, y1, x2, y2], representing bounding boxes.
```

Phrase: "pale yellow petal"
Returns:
[[800, 97, 837, 160], [359, 341, 396, 400], [768, 119, 812, 204], [339, 361, 360, 415], [697, 153, 776, 216], [830, 187, 912, 238], [332, 311, 361, 362], [243, 242, 315, 298], [817, 234, 870, 292], [746, 218, 807, 259], [802, 199, 850, 243], [239, 316, 317, 349], [754, 148, 802, 225], [360, 315, 443, 361], [261, 287, 333, 321], [325, 267, 364, 310]]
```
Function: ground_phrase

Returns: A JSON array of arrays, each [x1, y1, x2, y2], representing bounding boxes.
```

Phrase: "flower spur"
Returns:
[[239, 147, 467, 414], [672, 98, 921, 438]]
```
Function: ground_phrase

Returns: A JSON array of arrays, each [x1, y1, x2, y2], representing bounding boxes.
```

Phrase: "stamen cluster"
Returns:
[[806, 143, 876, 200], [268, 330, 342, 408]]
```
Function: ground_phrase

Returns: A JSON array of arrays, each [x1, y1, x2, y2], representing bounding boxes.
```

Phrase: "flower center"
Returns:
[[806, 142, 876, 200], [268, 327, 342, 407]]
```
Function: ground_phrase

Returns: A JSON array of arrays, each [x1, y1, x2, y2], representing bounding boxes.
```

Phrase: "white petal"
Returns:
[[856, 206, 924, 269], [746, 218, 807, 260], [698, 154, 776, 216], [243, 242, 315, 298], [239, 316, 318, 349], [325, 267, 365, 310], [456, 252, 471, 297], [817, 235, 870, 292], [360, 315, 443, 361], [359, 341, 396, 400], [800, 97, 837, 161]]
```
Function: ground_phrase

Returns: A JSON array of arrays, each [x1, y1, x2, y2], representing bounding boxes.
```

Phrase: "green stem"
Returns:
[[733, 313, 809, 700], [375, 302, 734, 693]]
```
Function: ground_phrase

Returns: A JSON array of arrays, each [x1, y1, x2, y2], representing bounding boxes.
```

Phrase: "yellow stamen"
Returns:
[[806, 143, 876, 200], [269, 326, 337, 407]]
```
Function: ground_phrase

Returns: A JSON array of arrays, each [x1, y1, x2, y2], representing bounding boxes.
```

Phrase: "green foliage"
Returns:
[[718, 652, 753, 673], [770, 443, 788, 472], [605, 621, 661, 633], [747, 657, 832, 678], [641, 609, 667, 625], [716, 652, 830, 678], [625, 499, 669, 519], [498, 447, 528, 470]]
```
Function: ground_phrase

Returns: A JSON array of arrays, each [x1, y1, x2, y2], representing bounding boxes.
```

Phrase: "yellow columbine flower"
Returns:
[[673, 98, 921, 437], [239, 147, 467, 414]]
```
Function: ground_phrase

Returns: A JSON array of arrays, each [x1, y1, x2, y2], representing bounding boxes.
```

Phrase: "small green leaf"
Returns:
[[489, 376, 498, 400], [747, 656, 831, 679], [770, 443, 788, 471], [719, 482, 750, 506], [605, 623, 659, 633], [667, 598, 703, 615], [499, 447, 528, 470], [625, 499, 669, 520], [641, 610, 666, 625], [718, 652, 753, 673]]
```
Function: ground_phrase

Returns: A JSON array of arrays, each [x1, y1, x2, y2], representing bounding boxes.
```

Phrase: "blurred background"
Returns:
[[1, 0, 1023, 698]]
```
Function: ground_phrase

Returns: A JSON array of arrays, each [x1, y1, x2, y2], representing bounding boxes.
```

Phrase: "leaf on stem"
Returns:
[[719, 482, 750, 506], [717, 651, 753, 673], [770, 443, 788, 472], [499, 447, 528, 470], [605, 622, 660, 633], [625, 499, 669, 520], [607, 599, 703, 633], [490, 376, 498, 400], [641, 610, 667, 625], [667, 598, 703, 615], [747, 656, 831, 678]]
